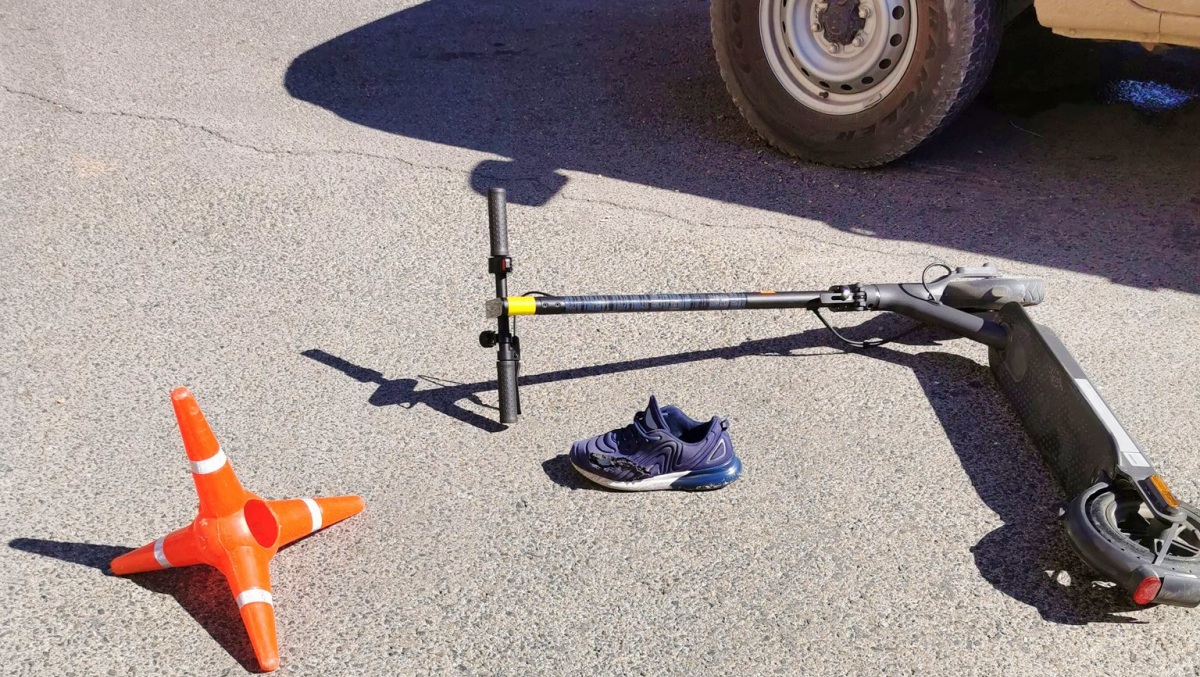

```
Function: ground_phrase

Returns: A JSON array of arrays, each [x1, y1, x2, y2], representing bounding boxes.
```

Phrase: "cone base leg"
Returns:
[[240, 602, 280, 672], [111, 526, 202, 575], [222, 546, 279, 672], [270, 495, 365, 548]]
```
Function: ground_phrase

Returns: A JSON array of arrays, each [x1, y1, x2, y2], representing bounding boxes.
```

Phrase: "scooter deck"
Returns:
[[988, 302, 1154, 497]]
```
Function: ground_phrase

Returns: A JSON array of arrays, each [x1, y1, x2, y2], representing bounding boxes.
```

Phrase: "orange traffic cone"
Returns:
[[111, 387, 364, 672]]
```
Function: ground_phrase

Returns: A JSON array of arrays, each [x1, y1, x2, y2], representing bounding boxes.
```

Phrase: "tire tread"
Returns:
[[710, 0, 1003, 168]]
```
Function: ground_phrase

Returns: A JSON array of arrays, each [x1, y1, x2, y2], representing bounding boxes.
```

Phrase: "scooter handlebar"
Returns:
[[497, 358, 519, 424], [941, 276, 1045, 310], [488, 188, 509, 257]]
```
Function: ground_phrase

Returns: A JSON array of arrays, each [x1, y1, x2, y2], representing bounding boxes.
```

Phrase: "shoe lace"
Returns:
[[612, 410, 648, 445], [613, 423, 638, 447]]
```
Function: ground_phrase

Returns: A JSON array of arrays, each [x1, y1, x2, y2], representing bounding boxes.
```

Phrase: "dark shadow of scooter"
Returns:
[[303, 314, 1143, 622], [300, 323, 857, 434], [854, 346, 1144, 624]]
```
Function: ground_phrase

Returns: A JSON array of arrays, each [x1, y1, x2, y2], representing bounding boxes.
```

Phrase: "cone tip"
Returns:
[[109, 555, 129, 576], [333, 495, 366, 518], [310, 495, 366, 525], [171, 386, 192, 401]]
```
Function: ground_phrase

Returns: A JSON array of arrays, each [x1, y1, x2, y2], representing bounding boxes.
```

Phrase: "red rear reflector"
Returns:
[[1133, 576, 1162, 605]]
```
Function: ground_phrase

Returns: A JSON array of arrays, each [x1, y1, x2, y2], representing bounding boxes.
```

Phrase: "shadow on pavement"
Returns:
[[7, 538, 263, 672], [856, 348, 1145, 624], [304, 315, 1145, 622], [301, 348, 509, 433], [301, 314, 886, 433], [541, 454, 607, 491], [285, 1, 1200, 293]]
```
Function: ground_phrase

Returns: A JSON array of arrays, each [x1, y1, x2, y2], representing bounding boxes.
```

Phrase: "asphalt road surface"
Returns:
[[2, 1, 1199, 674]]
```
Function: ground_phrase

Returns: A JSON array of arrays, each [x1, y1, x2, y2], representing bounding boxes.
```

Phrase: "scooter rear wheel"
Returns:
[[1073, 485, 1200, 604]]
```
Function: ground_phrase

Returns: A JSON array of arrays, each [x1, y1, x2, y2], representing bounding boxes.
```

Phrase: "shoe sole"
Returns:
[[570, 455, 742, 492]]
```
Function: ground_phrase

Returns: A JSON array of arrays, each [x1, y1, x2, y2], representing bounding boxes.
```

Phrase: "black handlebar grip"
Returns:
[[497, 358, 519, 424], [941, 277, 1045, 310], [488, 188, 509, 257]]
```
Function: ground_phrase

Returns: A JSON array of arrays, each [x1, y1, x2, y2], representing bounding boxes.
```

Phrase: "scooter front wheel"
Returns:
[[1066, 482, 1200, 607]]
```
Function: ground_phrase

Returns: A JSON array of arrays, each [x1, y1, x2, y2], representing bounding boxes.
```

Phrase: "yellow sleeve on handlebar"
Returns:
[[507, 296, 537, 315]]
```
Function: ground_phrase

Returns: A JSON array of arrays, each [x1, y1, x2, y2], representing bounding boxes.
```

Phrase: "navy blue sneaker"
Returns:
[[569, 396, 742, 491]]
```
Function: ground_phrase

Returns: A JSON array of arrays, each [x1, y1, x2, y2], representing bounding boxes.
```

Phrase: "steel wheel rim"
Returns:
[[760, 0, 917, 116]]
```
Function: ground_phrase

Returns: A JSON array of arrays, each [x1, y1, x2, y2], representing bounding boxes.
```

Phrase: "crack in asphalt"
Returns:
[[0, 82, 945, 263], [0, 82, 461, 171]]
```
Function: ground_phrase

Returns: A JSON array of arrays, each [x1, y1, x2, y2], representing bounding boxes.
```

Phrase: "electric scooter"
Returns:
[[476, 188, 1200, 608]]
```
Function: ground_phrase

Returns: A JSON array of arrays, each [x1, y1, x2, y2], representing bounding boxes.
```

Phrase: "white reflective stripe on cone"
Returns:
[[189, 447, 228, 475], [301, 498, 323, 533], [153, 537, 173, 568], [236, 588, 274, 608]]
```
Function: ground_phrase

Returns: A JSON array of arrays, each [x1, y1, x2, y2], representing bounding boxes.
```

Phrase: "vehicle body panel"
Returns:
[[1134, 0, 1200, 15], [1036, 0, 1200, 47]]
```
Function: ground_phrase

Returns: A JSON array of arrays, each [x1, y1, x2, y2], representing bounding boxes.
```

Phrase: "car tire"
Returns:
[[711, 0, 1003, 167]]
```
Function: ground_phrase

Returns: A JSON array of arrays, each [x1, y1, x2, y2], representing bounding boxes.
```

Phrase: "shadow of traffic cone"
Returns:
[[111, 387, 364, 672]]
